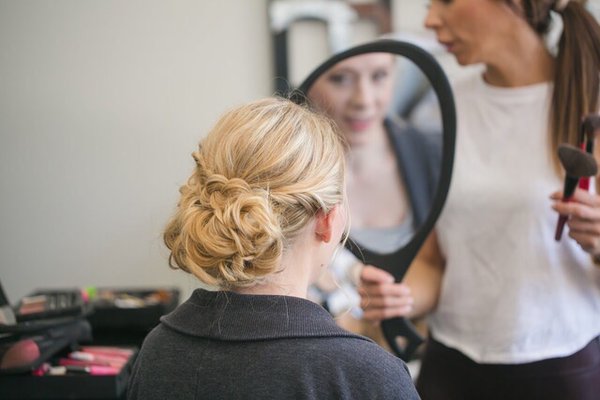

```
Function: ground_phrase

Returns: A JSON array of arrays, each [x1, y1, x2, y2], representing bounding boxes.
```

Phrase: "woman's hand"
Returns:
[[358, 265, 414, 323], [551, 188, 600, 255], [358, 232, 445, 323]]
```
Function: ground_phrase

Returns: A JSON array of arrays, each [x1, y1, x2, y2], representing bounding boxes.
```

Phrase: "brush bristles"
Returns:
[[558, 144, 598, 177], [583, 114, 600, 140]]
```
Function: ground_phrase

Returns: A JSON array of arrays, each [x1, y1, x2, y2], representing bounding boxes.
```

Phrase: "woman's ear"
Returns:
[[315, 207, 337, 243]]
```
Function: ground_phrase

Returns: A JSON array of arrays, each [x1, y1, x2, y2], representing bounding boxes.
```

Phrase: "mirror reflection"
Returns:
[[308, 52, 441, 255], [305, 51, 443, 346]]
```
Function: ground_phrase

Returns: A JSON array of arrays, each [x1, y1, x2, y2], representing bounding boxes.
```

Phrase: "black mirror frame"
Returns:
[[294, 39, 456, 360]]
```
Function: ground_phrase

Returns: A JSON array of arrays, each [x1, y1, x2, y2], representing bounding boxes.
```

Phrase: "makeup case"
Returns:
[[0, 282, 93, 375], [0, 319, 93, 375], [86, 287, 179, 346], [0, 281, 137, 399], [0, 345, 137, 400]]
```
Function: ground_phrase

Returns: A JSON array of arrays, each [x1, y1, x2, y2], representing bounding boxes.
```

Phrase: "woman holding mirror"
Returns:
[[307, 51, 440, 343], [360, 1, 600, 399]]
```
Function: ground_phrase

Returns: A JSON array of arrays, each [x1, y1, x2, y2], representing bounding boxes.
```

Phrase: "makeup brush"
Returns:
[[555, 143, 598, 241], [578, 114, 600, 190]]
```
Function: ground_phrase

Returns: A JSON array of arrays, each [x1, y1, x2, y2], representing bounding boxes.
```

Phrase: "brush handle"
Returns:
[[555, 214, 568, 241], [580, 140, 595, 190], [555, 177, 579, 241], [578, 141, 592, 190]]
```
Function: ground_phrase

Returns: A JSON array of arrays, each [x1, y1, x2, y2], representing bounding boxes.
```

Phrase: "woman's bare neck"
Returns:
[[483, 26, 554, 87]]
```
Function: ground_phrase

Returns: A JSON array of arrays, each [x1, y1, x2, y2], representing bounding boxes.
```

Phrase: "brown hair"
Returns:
[[516, 0, 600, 170], [163, 97, 346, 289]]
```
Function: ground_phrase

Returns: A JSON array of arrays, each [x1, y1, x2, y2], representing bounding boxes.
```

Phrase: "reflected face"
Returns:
[[308, 53, 396, 145], [424, 0, 514, 66]]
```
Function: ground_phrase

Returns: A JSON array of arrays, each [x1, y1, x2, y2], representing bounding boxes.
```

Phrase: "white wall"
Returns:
[[0, 0, 272, 302], [0, 0, 430, 304], [3, 0, 599, 304]]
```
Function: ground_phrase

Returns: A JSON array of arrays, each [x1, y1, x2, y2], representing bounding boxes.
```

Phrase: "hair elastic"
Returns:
[[554, 0, 570, 12]]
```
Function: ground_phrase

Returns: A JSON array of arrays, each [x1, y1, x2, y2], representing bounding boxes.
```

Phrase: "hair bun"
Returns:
[[188, 173, 284, 287], [164, 97, 346, 289], [204, 173, 251, 200]]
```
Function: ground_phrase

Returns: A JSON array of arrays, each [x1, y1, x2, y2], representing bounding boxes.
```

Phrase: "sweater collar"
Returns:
[[161, 289, 369, 342]]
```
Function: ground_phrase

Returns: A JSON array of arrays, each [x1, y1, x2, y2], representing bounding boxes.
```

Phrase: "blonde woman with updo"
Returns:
[[127, 98, 419, 400]]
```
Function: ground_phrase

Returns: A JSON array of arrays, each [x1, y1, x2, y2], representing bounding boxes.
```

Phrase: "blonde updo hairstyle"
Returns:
[[164, 97, 346, 289]]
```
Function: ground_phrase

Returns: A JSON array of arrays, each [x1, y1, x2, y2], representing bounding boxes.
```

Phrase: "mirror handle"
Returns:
[[381, 317, 424, 361]]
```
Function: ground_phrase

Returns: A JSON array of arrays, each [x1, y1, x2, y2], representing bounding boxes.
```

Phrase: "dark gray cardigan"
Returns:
[[127, 289, 419, 399]]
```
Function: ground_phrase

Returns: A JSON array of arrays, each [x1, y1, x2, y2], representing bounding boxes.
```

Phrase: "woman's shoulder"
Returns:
[[322, 336, 419, 397], [315, 334, 414, 377]]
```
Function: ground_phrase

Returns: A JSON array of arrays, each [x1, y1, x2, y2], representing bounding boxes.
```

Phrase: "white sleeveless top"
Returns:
[[431, 73, 600, 363]]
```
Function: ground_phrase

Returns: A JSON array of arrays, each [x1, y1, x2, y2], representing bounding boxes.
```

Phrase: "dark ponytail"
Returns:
[[517, 0, 600, 171], [551, 1, 600, 156]]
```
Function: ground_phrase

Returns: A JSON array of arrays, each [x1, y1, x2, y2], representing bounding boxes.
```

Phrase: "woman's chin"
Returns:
[[346, 135, 371, 147]]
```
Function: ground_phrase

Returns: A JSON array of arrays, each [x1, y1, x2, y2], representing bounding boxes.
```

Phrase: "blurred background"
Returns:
[[1, 0, 599, 303]]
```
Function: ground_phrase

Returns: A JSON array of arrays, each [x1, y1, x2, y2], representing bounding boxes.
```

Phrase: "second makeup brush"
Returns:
[[578, 114, 600, 190], [555, 143, 598, 241]]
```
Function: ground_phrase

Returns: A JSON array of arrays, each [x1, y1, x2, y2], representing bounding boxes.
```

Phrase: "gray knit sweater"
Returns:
[[127, 289, 419, 399]]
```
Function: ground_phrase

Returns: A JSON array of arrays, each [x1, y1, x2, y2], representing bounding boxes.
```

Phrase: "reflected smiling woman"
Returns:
[[308, 52, 440, 336]]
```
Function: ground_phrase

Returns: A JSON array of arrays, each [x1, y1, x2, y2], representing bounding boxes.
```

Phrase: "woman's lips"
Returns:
[[440, 41, 455, 53], [346, 117, 373, 132]]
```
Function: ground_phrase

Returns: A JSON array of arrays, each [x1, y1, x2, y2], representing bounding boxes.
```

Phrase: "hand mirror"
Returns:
[[294, 39, 456, 360]]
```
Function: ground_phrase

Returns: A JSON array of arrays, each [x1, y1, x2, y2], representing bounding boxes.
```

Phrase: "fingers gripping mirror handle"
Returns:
[[381, 317, 424, 361]]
